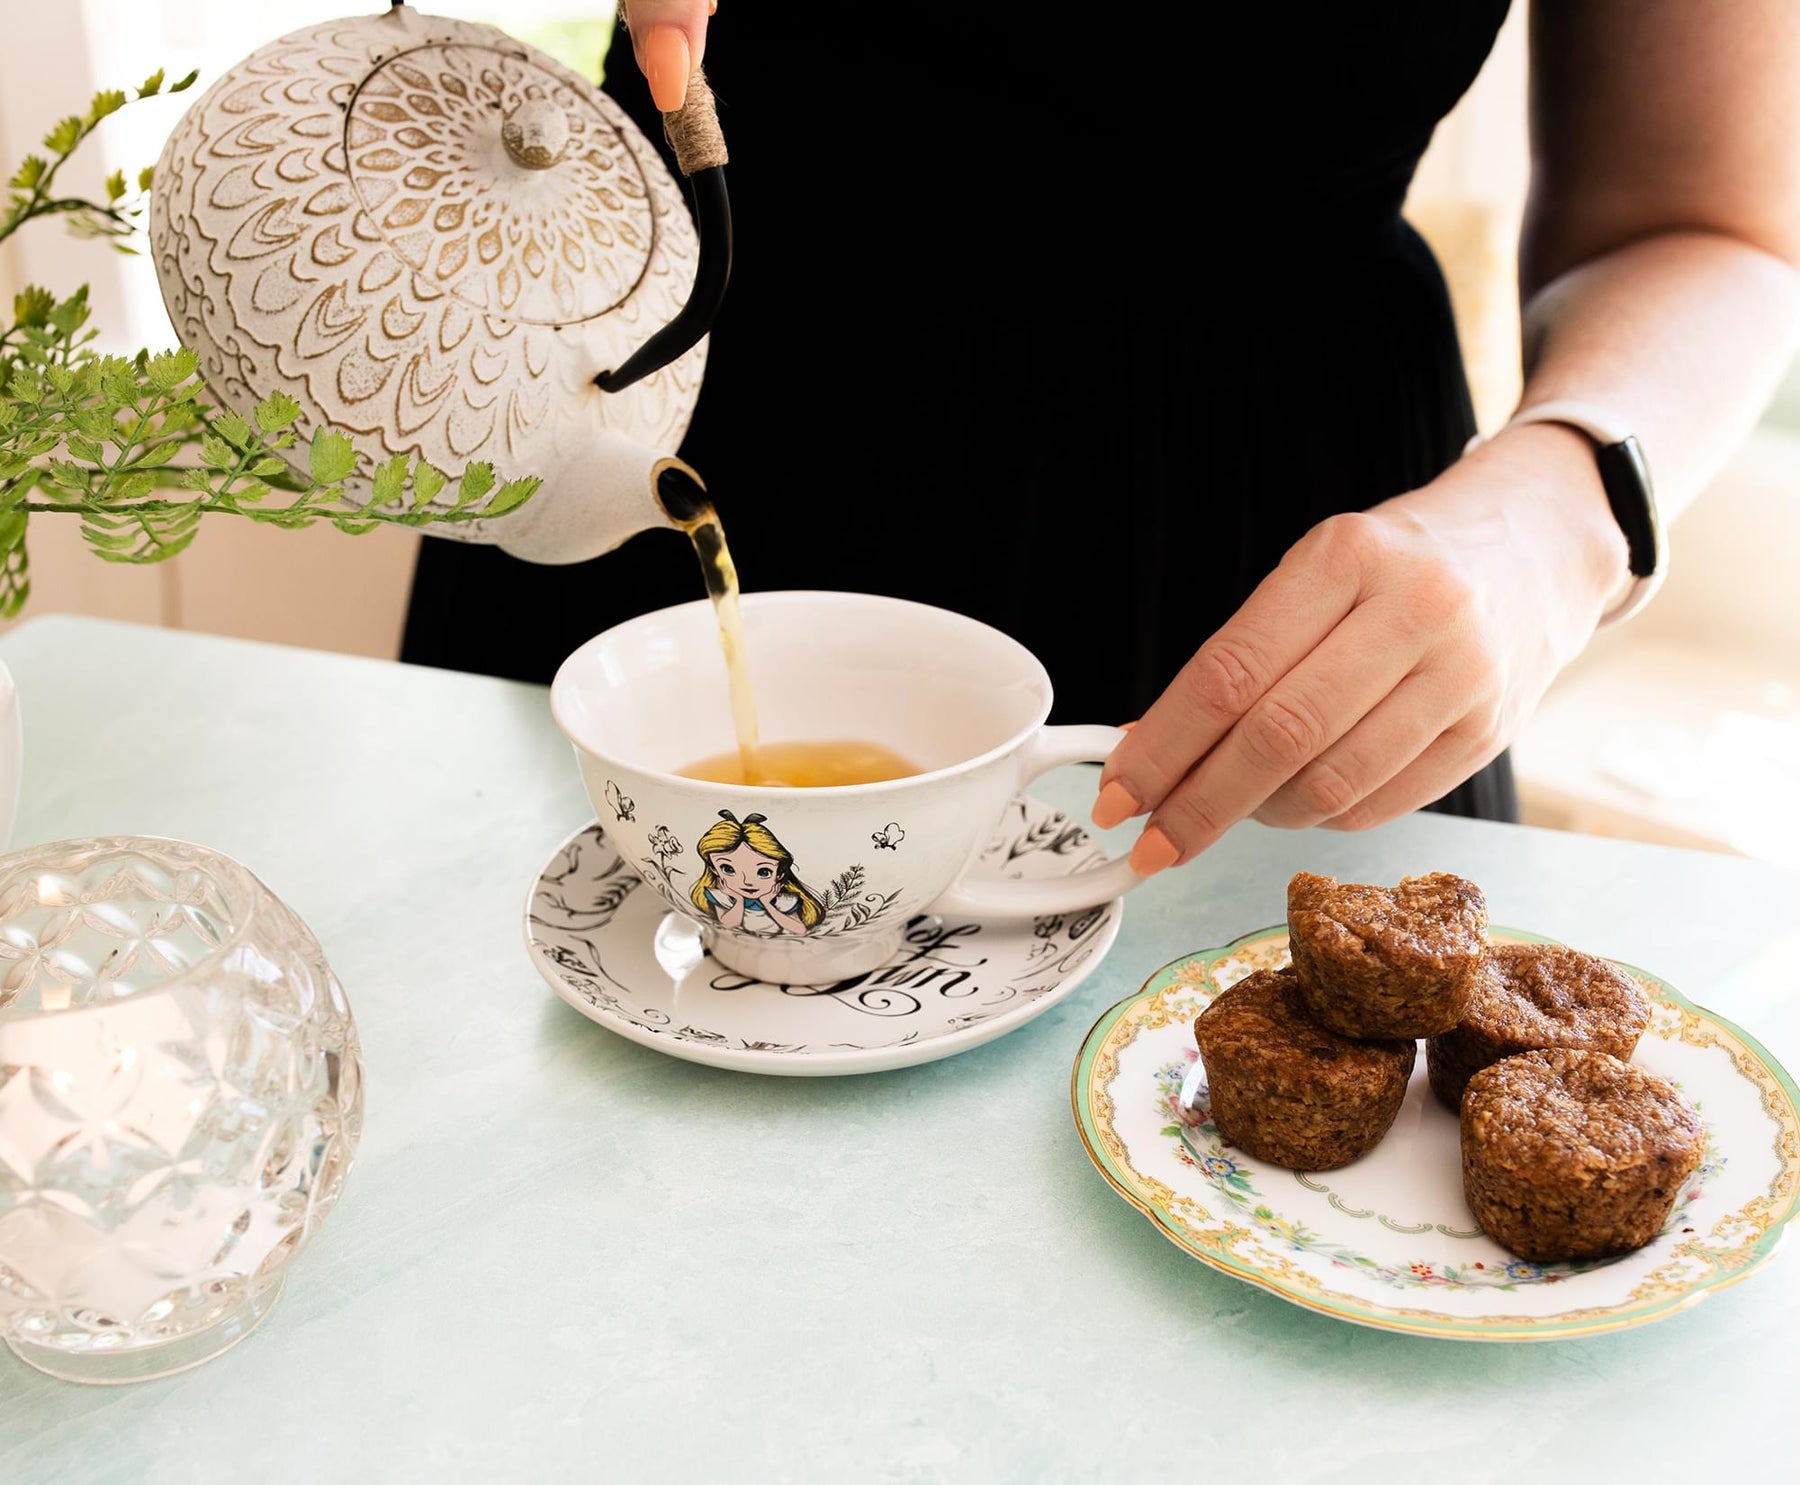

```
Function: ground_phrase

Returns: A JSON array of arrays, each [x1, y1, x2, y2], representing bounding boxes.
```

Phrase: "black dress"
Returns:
[[401, 5, 1520, 821]]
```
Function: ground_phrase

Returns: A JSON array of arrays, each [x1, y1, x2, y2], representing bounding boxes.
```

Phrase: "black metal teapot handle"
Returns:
[[595, 68, 732, 394]]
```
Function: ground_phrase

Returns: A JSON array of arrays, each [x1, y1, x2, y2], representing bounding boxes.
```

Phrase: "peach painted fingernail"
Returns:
[[645, 26, 691, 111], [1091, 779, 1140, 830], [1130, 826, 1180, 876]]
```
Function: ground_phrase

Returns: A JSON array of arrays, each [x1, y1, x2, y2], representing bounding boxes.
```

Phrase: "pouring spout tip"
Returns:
[[655, 462, 711, 525]]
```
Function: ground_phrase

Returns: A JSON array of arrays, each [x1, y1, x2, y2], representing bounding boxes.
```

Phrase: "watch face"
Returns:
[[1597, 435, 1661, 580]]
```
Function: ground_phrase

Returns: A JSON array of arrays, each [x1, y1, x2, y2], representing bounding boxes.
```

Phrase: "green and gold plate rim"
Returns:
[[1070, 923, 1800, 1342]]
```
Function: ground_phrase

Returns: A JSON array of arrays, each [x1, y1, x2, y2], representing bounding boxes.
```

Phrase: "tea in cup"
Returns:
[[550, 591, 1147, 984], [676, 738, 922, 788]]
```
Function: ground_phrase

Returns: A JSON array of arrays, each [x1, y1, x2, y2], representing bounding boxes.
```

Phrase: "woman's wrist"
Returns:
[[1472, 420, 1633, 616]]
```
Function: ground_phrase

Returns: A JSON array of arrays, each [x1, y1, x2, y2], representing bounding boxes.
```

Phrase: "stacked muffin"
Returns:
[[1426, 941, 1652, 1108], [1190, 869, 1704, 1262], [1195, 871, 1483, 1172], [1190, 966, 1417, 1173]]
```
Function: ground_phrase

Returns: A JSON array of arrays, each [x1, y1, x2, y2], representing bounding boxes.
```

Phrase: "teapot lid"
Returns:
[[150, 3, 703, 499], [344, 35, 651, 326]]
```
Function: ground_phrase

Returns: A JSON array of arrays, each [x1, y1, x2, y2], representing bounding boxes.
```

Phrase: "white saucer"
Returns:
[[523, 794, 1125, 1075]]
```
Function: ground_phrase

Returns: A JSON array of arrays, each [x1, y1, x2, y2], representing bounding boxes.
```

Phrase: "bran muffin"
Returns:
[[1427, 942, 1653, 1112], [1460, 1048, 1704, 1263], [1286, 870, 1489, 1039], [1192, 967, 1417, 1172]]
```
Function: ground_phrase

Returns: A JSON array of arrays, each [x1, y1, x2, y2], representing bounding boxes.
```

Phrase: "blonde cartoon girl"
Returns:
[[690, 811, 825, 937]]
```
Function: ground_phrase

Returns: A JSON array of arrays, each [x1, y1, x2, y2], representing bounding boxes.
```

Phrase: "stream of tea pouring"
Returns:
[[656, 465, 762, 780], [654, 467, 921, 789]]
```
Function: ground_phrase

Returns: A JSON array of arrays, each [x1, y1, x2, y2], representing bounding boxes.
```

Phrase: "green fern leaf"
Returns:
[[255, 390, 302, 432], [308, 427, 357, 485], [481, 476, 540, 517], [452, 461, 494, 509]]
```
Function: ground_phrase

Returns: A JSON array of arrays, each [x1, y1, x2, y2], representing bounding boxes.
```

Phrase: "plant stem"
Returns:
[[10, 198, 135, 236], [19, 499, 487, 525]]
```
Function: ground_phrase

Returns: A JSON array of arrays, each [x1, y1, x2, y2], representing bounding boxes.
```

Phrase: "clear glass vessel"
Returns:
[[0, 836, 363, 1384]]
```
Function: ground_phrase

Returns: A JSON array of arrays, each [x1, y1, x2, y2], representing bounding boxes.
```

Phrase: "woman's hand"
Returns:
[[1092, 424, 1630, 872], [618, 1, 718, 111], [764, 899, 810, 937]]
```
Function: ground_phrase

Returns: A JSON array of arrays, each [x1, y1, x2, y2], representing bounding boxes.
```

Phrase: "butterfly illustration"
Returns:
[[871, 822, 904, 850], [605, 780, 636, 822]]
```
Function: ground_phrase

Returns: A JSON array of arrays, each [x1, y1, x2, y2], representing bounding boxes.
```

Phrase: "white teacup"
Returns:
[[550, 591, 1146, 984]]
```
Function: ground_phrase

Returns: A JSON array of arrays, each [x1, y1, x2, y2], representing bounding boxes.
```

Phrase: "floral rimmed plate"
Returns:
[[1072, 925, 1800, 1341], [526, 794, 1123, 1076]]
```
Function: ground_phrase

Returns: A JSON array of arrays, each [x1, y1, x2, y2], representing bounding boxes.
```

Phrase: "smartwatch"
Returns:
[[1470, 399, 1667, 628]]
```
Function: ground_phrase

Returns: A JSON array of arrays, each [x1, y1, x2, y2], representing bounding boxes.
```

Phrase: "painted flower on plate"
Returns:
[[1263, 1216, 1302, 1246]]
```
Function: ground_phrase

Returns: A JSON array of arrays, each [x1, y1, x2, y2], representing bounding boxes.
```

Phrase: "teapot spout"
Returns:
[[653, 462, 712, 526], [492, 430, 709, 565]]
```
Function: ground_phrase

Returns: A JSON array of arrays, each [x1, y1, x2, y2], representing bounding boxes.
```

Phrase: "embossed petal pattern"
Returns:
[[149, 8, 703, 537], [347, 46, 651, 325]]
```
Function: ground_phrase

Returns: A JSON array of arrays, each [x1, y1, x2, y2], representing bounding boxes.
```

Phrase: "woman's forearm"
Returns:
[[1515, 227, 1800, 527]]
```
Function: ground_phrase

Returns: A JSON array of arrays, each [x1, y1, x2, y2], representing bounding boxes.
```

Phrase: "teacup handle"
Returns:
[[930, 725, 1144, 919]]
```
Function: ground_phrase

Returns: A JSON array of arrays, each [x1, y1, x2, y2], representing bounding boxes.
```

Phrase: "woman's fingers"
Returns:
[[1318, 723, 1504, 832], [1127, 600, 1427, 868], [643, 27, 693, 110], [1250, 668, 1471, 830], [620, 1, 715, 109], [1088, 436, 1634, 864], [1092, 514, 1379, 833]]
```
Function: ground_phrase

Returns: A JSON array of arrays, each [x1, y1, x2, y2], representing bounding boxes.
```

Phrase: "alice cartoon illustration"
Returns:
[[691, 811, 825, 937]]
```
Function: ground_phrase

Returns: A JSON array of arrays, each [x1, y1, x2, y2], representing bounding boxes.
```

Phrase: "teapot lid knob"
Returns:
[[501, 97, 570, 171]]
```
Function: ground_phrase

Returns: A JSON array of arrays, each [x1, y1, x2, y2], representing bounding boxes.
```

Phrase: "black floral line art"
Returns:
[[817, 862, 862, 911], [544, 836, 585, 887], [995, 807, 1093, 867], [536, 935, 670, 1030], [604, 779, 636, 822], [531, 829, 641, 933], [1066, 904, 1108, 940], [636, 823, 688, 909], [1006, 906, 1115, 985], [811, 861, 904, 937], [871, 822, 904, 850]]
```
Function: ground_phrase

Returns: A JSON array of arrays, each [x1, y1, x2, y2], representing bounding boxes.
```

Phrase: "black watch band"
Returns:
[[1496, 401, 1667, 627]]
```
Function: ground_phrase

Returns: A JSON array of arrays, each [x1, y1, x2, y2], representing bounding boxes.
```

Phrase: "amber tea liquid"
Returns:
[[678, 738, 922, 788], [675, 498, 918, 788]]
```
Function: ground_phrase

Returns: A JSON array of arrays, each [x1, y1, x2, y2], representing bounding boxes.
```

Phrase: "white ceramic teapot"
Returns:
[[149, 1, 729, 562]]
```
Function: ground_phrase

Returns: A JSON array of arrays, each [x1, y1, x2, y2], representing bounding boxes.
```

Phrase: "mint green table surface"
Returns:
[[2, 615, 1796, 1484]]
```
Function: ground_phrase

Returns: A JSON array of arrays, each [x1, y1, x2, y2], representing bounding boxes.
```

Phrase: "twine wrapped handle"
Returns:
[[594, 55, 733, 392], [663, 66, 729, 175]]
